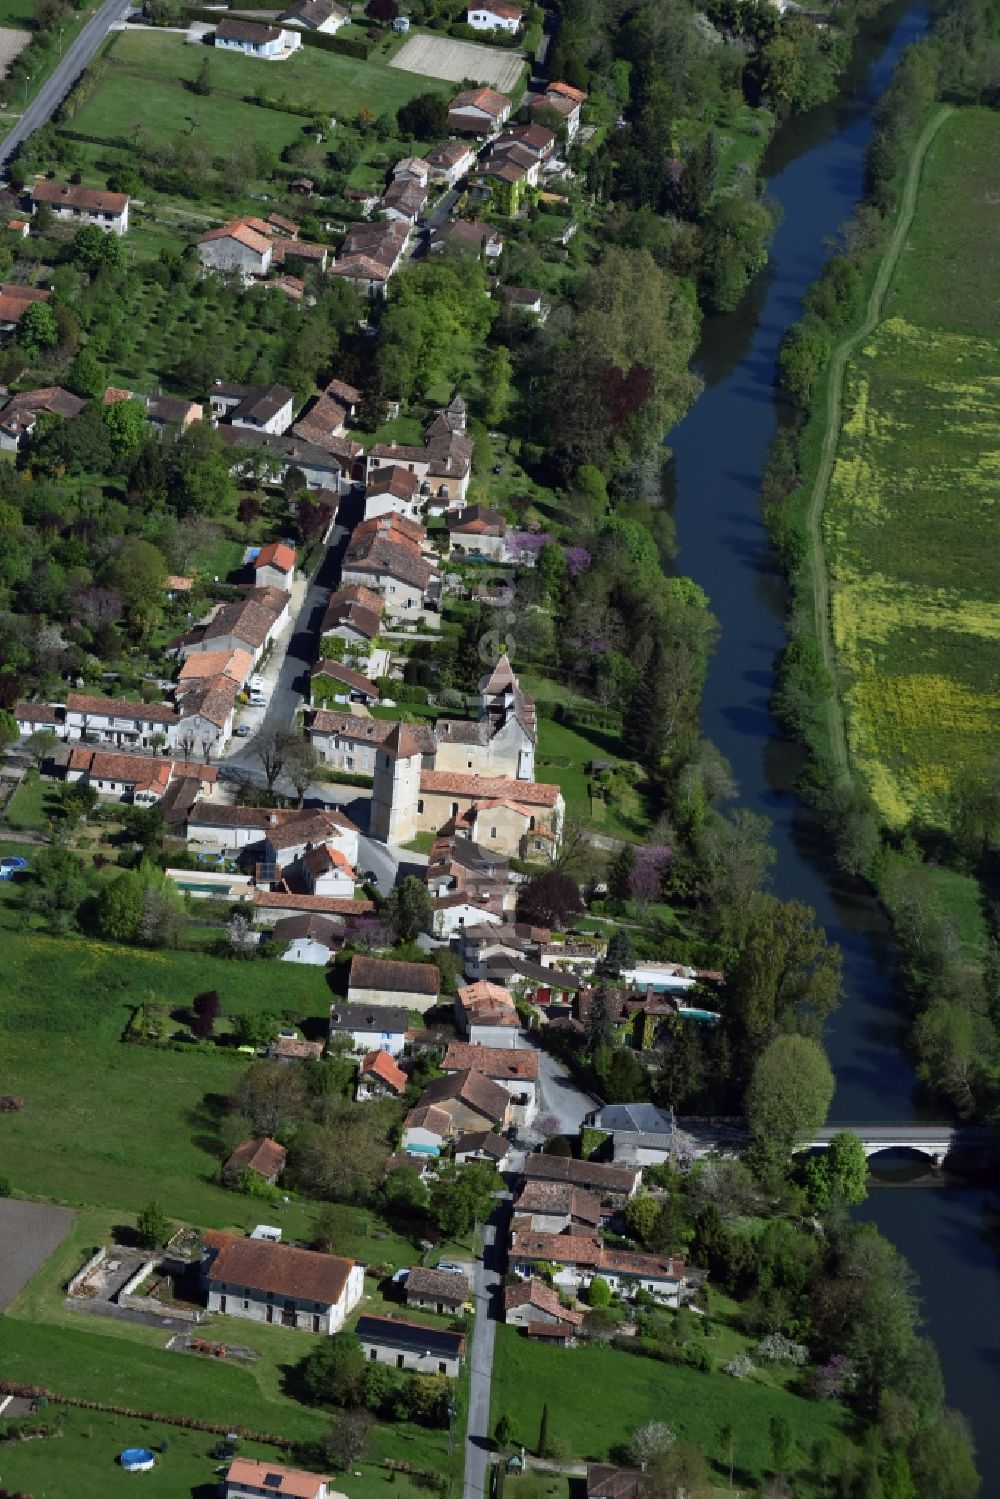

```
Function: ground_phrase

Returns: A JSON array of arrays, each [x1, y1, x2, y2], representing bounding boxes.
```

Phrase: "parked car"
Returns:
[[234, 724, 252, 738], [362, 869, 380, 884]]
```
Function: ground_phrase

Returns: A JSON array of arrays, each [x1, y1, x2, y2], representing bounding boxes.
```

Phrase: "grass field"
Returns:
[[490, 1328, 851, 1488], [73, 30, 440, 153], [823, 108, 1000, 827]]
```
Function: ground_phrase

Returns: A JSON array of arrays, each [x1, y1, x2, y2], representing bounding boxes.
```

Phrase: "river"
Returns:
[[665, 0, 1000, 1481]]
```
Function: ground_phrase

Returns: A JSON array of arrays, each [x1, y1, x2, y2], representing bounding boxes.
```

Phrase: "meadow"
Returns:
[[823, 107, 1000, 828], [490, 1326, 852, 1490]]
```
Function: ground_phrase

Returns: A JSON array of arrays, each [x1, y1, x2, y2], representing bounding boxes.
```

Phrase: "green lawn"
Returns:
[[4, 771, 60, 830], [491, 1328, 852, 1488], [0, 1406, 295, 1499], [535, 718, 649, 838]]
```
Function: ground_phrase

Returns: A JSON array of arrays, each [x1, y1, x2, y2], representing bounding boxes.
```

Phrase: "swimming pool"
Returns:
[[678, 1007, 721, 1024]]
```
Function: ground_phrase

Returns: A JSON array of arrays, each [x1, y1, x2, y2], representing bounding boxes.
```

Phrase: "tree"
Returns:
[[23, 845, 89, 930], [365, 0, 398, 19], [95, 869, 146, 941], [598, 927, 636, 979], [325, 1409, 373, 1468], [106, 536, 167, 636], [299, 1331, 368, 1407], [429, 1160, 499, 1238], [516, 870, 584, 929], [727, 894, 842, 1047], [284, 736, 320, 806], [747, 1035, 834, 1157], [72, 223, 125, 274], [191, 55, 212, 95], [386, 877, 434, 943], [585, 987, 615, 1055], [482, 345, 513, 424], [628, 1421, 676, 1467], [25, 728, 58, 768], [382, 1163, 429, 1216], [587, 1275, 611, 1308], [624, 1193, 660, 1249], [718, 1424, 736, 1491], [292, 1112, 389, 1202], [167, 422, 236, 518], [192, 989, 220, 1040], [778, 318, 829, 406], [396, 90, 448, 139], [256, 728, 296, 792], [769, 1415, 793, 1477], [136, 1200, 170, 1248], [227, 912, 258, 959], [697, 809, 775, 944], [233, 1059, 305, 1136], [103, 397, 147, 457], [494, 1413, 516, 1449], [801, 1131, 868, 1213], [537, 1402, 550, 1457], [645, 1443, 711, 1499], [17, 300, 58, 356]]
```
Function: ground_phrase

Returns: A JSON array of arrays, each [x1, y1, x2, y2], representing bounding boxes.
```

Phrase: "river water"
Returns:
[[666, 0, 1000, 1480]]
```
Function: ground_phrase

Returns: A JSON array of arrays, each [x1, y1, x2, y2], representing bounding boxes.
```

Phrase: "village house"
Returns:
[[405, 1266, 468, 1314], [357, 1315, 465, 1376], [320, 583, 385, 649], [466, 0, 522, 28], [171, 587, 289, 666], [309, 660, 380, 709], [447, 86, 512, 136], [254, 540, 297, 591], [530, 80, 587, 140], [430, 218, 504, 262], [219, 426, 349, 493], [340, 516, 440, 616], [417, 1068, 511, 1135], [364, 464, 422, 523], [174, 672, 241, 756], [278, 0, 347, 29], [520, 1154, 641, 1200], [512, 1179, 605, 1235], [223, 1458, 341, 1499], [356, 1049, 407, 1100], [271, 913, 344, 965], [504, 1278, 585, 1336], [441, 1042, 538, 1126], [63, 692, 178, 750], [262, 807, 361, 878], [454, 980, 520, 1045], [0, 385, 86, 450], [308, 711, 430, 778], [197, 219, 273, 279], [348, 955, 441, 1014], [584, 1102, 680, 1166], [222, 1136, 287, 1186], [425, 140, 477, 187], [213, 16, 302, 56], [177, 648, 254, 691], [379, 176, 428, 225], [211, 381, 295, 436], [401, 1102, 452, 1155], [329, 1001, 409, 1056], [65, 747, 218, 808], [498, 121, 557, 164], [447, 504, 508, 558], [147, 393, 204, 434], [433, 893, 506, 939], [0, 283, 50, 340], [31, 180, 129, 233], [203, 1233, 363, 1332], [508, 1230, 690, 1305], [454, 1129, 510, 1167], [12, 701, 63, 739], [330, 219, 410, 298], [252, 890, 374, 924]]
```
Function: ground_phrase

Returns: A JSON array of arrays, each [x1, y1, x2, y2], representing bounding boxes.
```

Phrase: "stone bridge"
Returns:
[[681, 1119, 988, 1167]]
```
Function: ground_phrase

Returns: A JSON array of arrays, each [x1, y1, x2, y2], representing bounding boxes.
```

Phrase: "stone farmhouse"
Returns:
[[30, 180, 129, 233], [203, 1232, 363, 1333], [356, 1315, 465, 1376]]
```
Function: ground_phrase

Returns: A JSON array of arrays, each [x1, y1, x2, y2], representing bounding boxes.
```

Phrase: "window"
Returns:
[[370, 1347, 378, 1360], [439, 1361, 448, 1375], [396, 1354, 405, 1369], [451, 802, 459, 816], [417, 799, 424, 814], [243, 1298, 250, 1309], [490, 827, 497, 839]]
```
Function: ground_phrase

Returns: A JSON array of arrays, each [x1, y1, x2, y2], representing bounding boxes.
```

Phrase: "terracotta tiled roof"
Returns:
[[256, 541, 296, 573], [208, 1235, 356, 1305], [349, 955, 440, 996], [254, 890, 374, 915], [32, 181, 127, 213], [521, 1155, 640, 1194], [224, 1459, 331, 1499], [420, 1068, 509, 1123], [404, 1103, 452, 1136], [406, 1265, 468, 1301], [198, 218, 272, 256], [66, 692, 177, 724], [504, 1278, 583, 1324], [454, 1128, 508, 1159], [178, 648, 253, 684], [13, 701, 61, 724], [449, 86, 511, 116], [224, 1136, 287, 1178], [421, 771, 558, 807], [360, 1049, 407, 1093], [442, 1043, 538, 1080]]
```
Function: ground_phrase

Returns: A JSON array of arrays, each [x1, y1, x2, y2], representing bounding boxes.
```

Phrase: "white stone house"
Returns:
[[356, 1315, 465, 1376], [328, 1002, 409, 1057], [31, 181, 129, 234], [213, 17, 302, 55], [203, 1234, 363, 1332], [466, 1, 522, 29], [64, 692, 178, 749], [254, 540, 297, 591]]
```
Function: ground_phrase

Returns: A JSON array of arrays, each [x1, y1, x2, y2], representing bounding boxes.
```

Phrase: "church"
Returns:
[[370, 656, 564, 857]]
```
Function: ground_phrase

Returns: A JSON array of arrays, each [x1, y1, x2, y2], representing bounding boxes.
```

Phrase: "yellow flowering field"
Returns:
[[824, 312, 1000, 827]]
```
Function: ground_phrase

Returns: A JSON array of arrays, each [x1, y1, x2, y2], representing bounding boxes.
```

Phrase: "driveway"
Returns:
[[528, 1043, 597, 1138], [0, 0, 133, 168], [464, 1208, 505, 1499]]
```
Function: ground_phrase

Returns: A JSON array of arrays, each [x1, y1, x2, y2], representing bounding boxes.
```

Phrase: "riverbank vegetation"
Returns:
[[763, 0, 1000, 1126]]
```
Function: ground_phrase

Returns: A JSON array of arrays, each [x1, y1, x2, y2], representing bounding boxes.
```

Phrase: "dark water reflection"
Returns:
[[666, 0, 1000, 1478]]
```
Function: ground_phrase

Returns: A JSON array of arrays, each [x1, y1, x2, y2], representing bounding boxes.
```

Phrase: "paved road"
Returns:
[[0, 0, 132, 169], [463, 1210, 504, 1499]]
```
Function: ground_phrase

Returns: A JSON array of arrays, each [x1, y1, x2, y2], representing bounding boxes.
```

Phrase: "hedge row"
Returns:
[[0, 1380, 294, 1448]]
